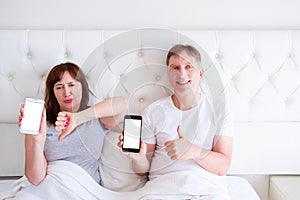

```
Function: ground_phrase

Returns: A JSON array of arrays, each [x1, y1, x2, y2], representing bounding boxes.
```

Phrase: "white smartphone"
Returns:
[[122, 115, 142, 153], [19, 98, 44, 135]]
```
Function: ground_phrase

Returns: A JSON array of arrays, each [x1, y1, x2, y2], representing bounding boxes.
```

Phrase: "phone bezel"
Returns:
[[122, 114, 142, 153], [19, 98, 44, 135]]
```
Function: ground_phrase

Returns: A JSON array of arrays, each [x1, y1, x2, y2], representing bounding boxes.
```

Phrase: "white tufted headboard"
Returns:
[[0, 29, 300, 177]]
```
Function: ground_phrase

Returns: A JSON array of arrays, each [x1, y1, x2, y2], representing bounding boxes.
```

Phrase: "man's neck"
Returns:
[[172, 92, 201, 111]]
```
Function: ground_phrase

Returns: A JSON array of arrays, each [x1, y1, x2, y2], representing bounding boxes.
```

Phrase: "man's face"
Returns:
[[167, 50, 202, 95]]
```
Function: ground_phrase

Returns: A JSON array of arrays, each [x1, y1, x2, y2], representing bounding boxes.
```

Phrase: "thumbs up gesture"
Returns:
[[164, 125, 195, 160]]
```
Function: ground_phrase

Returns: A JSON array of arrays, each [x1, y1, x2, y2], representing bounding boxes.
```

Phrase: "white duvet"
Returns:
[[0, 160, 231, 200]]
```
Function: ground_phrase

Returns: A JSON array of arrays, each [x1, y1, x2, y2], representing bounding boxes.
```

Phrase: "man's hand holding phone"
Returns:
[[121, 115, 142, 153], [118, 115, 151, 175], [118, 115, 147, 158], [118, 133, 147, 157]]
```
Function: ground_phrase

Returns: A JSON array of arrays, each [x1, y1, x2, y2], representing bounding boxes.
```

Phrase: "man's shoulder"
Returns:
[[142, 96, 171, 116], [147, 96, 171, 109]]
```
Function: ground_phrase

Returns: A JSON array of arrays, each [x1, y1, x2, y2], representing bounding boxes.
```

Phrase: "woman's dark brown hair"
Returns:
[[45, 62, 89, 125]]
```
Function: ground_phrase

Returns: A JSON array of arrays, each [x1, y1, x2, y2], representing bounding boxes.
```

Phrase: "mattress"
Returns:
[[0, 176, 260, 199], [269, 175, 300, 200]]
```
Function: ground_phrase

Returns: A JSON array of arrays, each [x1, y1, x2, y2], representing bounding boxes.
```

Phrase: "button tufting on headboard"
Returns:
[[1, 29, 300, 123]]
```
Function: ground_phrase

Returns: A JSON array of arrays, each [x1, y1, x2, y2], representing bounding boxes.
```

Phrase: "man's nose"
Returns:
[[178, 67, 187, 77]]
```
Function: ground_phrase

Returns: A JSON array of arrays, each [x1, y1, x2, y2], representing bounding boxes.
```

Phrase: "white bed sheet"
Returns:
[[0, 180, 16, 193], [227, 176, 260, 200], [0, 176, 260, 199]]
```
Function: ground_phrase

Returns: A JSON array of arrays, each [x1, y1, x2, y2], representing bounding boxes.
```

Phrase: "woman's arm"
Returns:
[[76, 96, 127, 126], [24, 135, 47, 185], [99, 112, 124, 131], [56, 96, 127, 140], [20, 107, 48, 185]]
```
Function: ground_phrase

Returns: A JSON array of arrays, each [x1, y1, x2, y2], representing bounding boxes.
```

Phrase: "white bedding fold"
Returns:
[[0, 160, 229, 200]]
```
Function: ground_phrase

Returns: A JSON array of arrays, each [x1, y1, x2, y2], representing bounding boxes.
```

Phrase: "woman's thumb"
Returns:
[[177, 125, 183, 138]]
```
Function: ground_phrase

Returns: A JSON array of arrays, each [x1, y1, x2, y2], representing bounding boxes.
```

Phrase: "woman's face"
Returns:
[[53, 71, 82, 112], [167, 50, 202, 96]]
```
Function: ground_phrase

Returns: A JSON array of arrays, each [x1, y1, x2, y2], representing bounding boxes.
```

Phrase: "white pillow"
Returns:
[[99, 131, 148, 191]]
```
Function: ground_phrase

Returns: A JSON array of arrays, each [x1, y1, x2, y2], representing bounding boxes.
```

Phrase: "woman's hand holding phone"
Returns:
[[18, 102, 47, 143], [19, 98, 44, 135]]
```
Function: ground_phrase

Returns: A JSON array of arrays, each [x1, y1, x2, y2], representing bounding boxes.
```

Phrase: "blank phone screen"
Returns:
[[20, 99, 44, 134], [123, 118, 142, 149]]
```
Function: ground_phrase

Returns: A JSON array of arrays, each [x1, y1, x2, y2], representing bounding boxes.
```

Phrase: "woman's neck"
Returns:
[[172, 92, 201, 111]]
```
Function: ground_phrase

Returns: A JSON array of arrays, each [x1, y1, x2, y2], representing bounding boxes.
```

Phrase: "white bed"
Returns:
[[0, 180, 15, 193], [0, 177, 258, 200], [1, 29, 300, 199], [0, 160, 259, 200]]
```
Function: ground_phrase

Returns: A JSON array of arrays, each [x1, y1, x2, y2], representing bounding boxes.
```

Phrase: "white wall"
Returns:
[[0, 0, 299, 29]]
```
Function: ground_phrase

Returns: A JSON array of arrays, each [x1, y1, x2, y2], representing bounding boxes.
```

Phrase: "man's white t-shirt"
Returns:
[[142, 94, 233, 181]]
